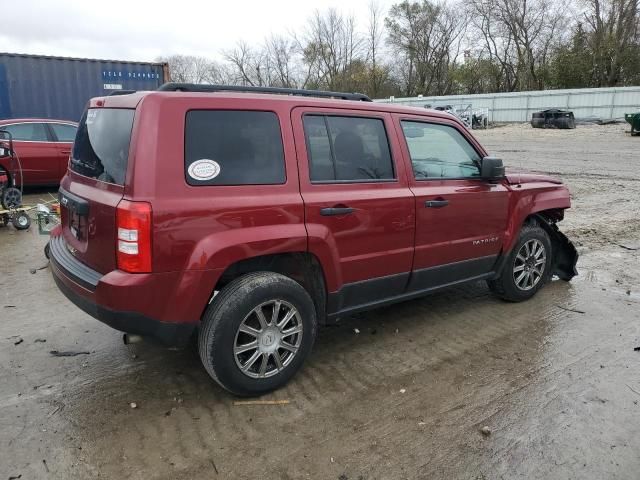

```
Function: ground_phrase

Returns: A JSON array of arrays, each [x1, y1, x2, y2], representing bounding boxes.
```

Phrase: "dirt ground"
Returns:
[[1, 123, 639, 480]]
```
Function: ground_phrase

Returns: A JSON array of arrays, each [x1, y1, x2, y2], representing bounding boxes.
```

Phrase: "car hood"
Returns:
[[505, 169, 563, 185]]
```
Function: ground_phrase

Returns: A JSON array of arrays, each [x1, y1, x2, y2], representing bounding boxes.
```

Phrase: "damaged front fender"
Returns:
[[534, 214, 579, 281]]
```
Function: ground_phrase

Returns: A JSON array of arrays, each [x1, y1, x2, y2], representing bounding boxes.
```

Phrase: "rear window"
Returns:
[[184, 110, 285, 186], [50, 123, 77, 142], [70, 109, 134, 185]]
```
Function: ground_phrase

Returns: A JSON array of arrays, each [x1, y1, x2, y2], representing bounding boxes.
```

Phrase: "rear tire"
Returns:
[[488, 222, 552, 302], [198, 272, 317, 396]]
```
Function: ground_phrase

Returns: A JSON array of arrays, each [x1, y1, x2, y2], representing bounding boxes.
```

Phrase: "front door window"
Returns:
[[401, 121, 480, 180]]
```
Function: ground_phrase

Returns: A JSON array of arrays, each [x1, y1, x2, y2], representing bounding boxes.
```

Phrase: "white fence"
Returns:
[[375, 86, 640, 122]]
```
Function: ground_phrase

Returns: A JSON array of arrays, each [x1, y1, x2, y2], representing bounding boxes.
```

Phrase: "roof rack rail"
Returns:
[[156, 83, 372, 102], [108, 90, 136, 96]]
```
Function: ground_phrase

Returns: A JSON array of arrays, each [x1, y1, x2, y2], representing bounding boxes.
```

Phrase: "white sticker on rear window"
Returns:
[[188, 159, 221, 181], [86, 109, 98, 124]]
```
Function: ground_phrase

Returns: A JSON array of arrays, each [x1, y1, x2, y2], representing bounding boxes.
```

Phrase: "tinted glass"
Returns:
[[303, 116, 334, 181], [50, 123, 77, 142], [401, 122, 480, 179], [304, 115, 394, 182], [70, 109, 134, 185], [1, 123, 48, 141], [185, 110, 285, 186]]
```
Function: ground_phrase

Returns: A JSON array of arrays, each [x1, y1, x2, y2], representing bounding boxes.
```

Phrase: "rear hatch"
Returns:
[[60, 107, 135, 274]]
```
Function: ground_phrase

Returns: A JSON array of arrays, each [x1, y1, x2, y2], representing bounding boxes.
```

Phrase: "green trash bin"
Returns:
[[625, 113, 640, 136]]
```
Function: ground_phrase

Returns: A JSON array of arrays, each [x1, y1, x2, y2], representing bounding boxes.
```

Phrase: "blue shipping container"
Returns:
[[0, 52, 168, 121]]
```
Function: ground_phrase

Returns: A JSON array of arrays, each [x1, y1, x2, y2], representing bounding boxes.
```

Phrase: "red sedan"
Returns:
[[0, 118, 77, 186]]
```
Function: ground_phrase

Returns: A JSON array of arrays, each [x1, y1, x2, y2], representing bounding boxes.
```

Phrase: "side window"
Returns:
[[185, 110, 285, 186], [303, 115, 395, 182], [401, 121, 481, 179], [1, 123, 49, 141], [50, 123, 78, 142]]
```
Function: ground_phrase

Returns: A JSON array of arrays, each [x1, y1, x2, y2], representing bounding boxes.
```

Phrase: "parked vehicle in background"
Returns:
[[0, 119, 77, 186], [49, 84, 578, 396], [430, 104, 489, 129]]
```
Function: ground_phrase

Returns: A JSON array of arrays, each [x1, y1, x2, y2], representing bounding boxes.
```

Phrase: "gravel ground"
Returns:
[[1, 123, 639, 480]]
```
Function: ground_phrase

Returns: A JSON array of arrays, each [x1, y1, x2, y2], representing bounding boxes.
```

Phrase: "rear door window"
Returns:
[[70, 108, 134, 185], [49, 123, 78, 142], [184, 110, 285, 186], [1, 123, 49, 141], [303, 115, 394, 182]]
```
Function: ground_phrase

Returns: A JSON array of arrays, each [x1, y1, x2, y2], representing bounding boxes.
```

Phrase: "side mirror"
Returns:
[[480, 156, 505, 181]]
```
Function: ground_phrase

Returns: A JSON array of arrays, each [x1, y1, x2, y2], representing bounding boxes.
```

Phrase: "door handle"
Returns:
[[425, 199, 449, 208], [60, 150, 71, 155], [320, 206, 355, 216]]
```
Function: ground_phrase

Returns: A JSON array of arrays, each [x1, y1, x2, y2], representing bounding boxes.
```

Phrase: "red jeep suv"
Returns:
[[49, 84, 578, 396]]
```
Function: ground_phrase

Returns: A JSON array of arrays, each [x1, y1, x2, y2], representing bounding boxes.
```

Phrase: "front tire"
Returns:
[[488, 222, 552, 302], [198, 272, 317, 396]]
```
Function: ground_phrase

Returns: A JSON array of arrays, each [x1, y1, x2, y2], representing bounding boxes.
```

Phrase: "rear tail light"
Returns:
[[116, 200, 152, 273]]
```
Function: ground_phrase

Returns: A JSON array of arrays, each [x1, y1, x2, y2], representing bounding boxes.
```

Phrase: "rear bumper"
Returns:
[[48, 233, 220, 346], [51, 266, 195, 346]]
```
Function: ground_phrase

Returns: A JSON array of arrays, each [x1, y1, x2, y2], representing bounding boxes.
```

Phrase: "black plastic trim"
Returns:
[[532, 214, 579, 280], [327, 272, 410, 314], [58, 187, 89, 216], [157, 83, 372, 102], [327, 255, 499, 320], [108, 90, 136, 96], [310, 178, 398, 185], [50, 255, 196, 347], [407, 255, 497, 291], [320, 207, 355, 216], [328, 272, 495, 320], [49, 236, 101, 290]]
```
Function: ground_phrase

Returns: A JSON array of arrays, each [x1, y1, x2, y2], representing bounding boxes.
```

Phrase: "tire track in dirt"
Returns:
[[63, 282, 575, 479]]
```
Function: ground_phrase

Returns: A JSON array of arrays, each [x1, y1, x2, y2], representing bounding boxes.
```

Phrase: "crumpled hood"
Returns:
[[505, 169, 563, 185]]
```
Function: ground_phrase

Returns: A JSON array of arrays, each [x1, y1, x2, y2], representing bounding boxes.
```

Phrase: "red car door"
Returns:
[[48, 122, 78, 182], [292, 107, 415, 316], [393, 114, 509, 291], [2, 122, 58, 185]]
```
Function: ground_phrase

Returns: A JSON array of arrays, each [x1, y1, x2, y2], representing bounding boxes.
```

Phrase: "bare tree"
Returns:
[[158, 54, 229, 84], [366, 1, 390, 96], [583, 0, 639, 86], [159, 2, 639, 96], [464, 0, 567, 91], [224, 41, 266, 86], [465, 0, 518, 91], [386, 0, 466, 96], [264, 35, 301, 87], [299, 9, 365, 91]]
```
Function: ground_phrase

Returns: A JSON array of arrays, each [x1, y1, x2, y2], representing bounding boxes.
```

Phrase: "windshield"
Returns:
[[70, 108, 134, 185]]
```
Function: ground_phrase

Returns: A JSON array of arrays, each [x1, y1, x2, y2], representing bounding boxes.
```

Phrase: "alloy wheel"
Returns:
[[513, 238, 546, 291], [233, 300, 303, 379]]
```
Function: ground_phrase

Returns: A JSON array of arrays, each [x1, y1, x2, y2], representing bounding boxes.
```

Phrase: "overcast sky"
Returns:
[[1, 0, 396, 62]]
